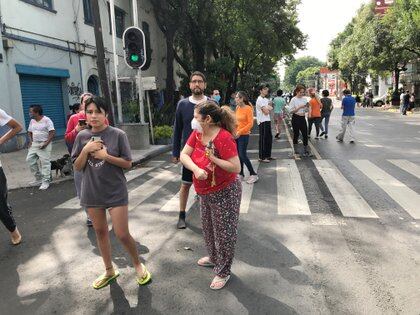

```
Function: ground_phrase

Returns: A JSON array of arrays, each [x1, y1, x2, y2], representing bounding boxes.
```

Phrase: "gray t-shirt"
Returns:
[[71, 126, 132, 208], [320, 97, 333, 115]]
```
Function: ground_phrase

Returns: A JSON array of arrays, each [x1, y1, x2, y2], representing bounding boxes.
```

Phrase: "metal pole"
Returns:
[[146, 91, 154, 144], [132, 0, 145, 123], [110, 0, 123, 124]]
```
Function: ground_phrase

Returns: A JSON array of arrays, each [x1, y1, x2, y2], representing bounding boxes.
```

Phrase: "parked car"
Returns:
[[373, 94, 387, 106]]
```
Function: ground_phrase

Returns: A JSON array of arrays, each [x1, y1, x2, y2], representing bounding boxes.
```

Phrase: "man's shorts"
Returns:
[[274, 112, 284, 122], [181, 166, 193, 184]]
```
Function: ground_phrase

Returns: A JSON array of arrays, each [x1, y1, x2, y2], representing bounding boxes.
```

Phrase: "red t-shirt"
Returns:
[[186, 129, 238, 195]]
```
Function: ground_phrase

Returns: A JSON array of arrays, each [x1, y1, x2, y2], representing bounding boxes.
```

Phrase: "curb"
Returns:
[[9, 144, 173, 191]]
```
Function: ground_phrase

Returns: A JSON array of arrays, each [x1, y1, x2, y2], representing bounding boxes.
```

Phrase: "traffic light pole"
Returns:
[[132, 0, 145, 124]]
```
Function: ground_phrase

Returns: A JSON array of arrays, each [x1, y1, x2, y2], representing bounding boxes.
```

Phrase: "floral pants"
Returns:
[[199, 179, 242, 277]]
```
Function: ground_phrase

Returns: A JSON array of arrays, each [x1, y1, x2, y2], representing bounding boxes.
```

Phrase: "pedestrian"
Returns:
[[26, 104, 55, 190], [67, 103, 80, 122], [288, 84, 311, 157], [229, 92, 237, 111], [319, 89, 334, 139], [256, 85, 274, 163], [336, 89, 356, 143], [402, 90, 410, 115], [65, 92, 95, 227], [211, 89, 221, 105], [272, 89, 286, 139], [235, 91, 258, 184], [400, 89, 405, 114], [307, 89, 323, 139], [72, 96, 151, 289], [0, 109, 23, 245], [409, 93, 415, 111], [355, 94, 361, 107], [180, 101, 241, 290], [172, 71, 208, 229]]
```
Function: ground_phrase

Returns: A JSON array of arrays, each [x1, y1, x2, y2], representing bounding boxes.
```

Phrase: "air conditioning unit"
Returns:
[[2, 39, 13, 49]]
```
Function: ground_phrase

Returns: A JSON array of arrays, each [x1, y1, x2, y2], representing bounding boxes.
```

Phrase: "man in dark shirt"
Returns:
[[172, 71, 207, 229], [336, 89, 356, 143]]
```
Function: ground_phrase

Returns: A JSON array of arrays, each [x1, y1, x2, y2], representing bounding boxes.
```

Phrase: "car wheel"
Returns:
[[376, 101, 384, 106]]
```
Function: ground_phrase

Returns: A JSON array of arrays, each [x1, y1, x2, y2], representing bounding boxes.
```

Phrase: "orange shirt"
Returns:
[[236, 105, 254, 136], [309, 98, 322, 118]]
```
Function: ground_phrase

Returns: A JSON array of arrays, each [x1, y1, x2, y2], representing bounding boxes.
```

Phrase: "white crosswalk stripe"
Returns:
[[388, 159, 420, 180], [160, 187, 197, 213], [240, 160, 260, 213], [276, 160, 311, 216], [351, 160, 420, 220], [314, 160, 378, 218]]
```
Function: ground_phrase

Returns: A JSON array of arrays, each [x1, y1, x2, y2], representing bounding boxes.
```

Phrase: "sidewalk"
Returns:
[[1, 139, 171, 190]]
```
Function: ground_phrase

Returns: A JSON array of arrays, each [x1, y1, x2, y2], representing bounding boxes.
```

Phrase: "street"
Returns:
[[0, 107, 419, 314]]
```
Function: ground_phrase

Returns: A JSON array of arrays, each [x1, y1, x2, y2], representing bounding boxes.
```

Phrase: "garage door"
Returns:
[[19, 74, 66, 136]]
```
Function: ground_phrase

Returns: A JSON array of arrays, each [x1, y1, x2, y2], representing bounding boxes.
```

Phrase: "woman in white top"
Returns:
[[288, 85, 311, 157]]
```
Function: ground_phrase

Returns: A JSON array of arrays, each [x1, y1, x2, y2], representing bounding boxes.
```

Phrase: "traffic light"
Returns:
[[123, 27, 147, 69]]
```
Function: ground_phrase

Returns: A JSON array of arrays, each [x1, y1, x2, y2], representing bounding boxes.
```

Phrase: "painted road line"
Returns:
[[388, 160, 420, 180], [314, 160, 378, 218], [283, 119, 299, 160], [276, 160, 311, 216], [240, 160, 260, 214], [308, 140, 322, 160], [160, 187, 197, 213], [128, 169, 179, 211], [248, 148, 291, 154], [351, 160, 420, 220]]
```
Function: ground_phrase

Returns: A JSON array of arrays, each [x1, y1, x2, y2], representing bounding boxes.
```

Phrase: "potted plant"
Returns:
[[154, 125, 173, 145]]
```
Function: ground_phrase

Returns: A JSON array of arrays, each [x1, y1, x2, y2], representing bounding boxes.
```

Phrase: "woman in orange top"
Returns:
[[235, 91, 258, 184], [308, 89, 323, 139]]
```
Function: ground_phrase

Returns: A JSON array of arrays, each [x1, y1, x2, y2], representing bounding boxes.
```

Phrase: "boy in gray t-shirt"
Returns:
[[71, 126, 132, 208]]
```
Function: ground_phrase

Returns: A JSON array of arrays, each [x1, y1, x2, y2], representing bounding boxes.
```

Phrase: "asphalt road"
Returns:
[[0, 107, 419, 315]]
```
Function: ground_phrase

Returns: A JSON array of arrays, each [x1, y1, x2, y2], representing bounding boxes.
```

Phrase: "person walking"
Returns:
[[307, 89, 322, 139], [272, 89, 286, 139], [319, 90, 334, 139], [180, 101, 241, 290], [26, 104, 55, 190], [256, 85, 274, 163], [65, 92, 94, 226], [402, 90, 410, 115], [172, 71, 208, 229], [400, 89, 405, 114], [336, 89, 356, 143], [288, 85, 311, 157], [409, 93, 415, 111], [235, 91, 258, 184], [0, 109, 23, 245], [72, 96, 151, 289]]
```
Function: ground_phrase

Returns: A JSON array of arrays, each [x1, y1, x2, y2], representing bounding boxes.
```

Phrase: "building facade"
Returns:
[[0, 0, 173, 152]]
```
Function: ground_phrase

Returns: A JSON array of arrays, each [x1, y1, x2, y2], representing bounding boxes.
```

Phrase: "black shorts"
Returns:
[[181, 166, 193, 184]]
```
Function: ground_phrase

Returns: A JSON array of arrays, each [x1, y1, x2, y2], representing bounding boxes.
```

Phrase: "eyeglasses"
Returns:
[[191, 80, 204, 84]]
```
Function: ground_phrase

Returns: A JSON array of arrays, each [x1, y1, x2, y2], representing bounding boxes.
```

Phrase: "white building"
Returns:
[[0, 0, 174, 151]]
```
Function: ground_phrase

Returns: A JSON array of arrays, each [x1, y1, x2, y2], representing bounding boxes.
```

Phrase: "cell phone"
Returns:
[[91, 136, 101, 142], [78, 119, 86, 126]]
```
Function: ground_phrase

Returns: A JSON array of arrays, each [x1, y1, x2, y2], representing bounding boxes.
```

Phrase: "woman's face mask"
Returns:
[[214, 95, 221, 103], [191, 118, 203, 133]]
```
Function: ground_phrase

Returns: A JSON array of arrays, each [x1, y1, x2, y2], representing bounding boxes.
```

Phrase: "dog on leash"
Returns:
[[50, 154, 72, 178]]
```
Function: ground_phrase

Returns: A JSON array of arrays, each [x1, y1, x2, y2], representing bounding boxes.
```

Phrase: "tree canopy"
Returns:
[[283, 56, 324, 90]]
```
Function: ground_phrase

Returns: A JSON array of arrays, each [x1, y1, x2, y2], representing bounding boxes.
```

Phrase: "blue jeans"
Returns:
[[236, 135, 256, 176], [320, 113, 331, 135]]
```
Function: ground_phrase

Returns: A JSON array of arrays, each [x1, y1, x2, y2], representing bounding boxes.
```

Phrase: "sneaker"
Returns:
[[274, 133, 280, 139], [260, 159, 270, 163], [319, 132, 325, 137], [350, 140, 355, 143], [177, 212, 186, 229], [29, 179, 42, 186], [246, 175, 259, 184], [315, 136, 320, 139], [325, 134, 328, 139], [86, 218, 93, 227], [39, 182, 50, 190]]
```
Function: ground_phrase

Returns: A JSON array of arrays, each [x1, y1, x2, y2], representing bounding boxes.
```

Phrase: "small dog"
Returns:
[[51, 154, 72, 178]]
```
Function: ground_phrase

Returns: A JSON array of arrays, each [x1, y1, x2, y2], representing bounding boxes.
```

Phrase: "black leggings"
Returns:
[[258, 121, 272, 160], [0, 167, 16, 232], [292, 114, 308, 146]]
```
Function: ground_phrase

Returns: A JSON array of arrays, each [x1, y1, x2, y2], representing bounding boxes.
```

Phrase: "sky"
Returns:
[[278, 0, 369, 78]]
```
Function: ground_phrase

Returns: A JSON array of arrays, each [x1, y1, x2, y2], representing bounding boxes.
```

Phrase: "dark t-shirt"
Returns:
[[320, 97, 333, 115], [71, 126, 132, 208]]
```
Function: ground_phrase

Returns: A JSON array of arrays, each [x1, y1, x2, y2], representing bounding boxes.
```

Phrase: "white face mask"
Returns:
[[191, 118, 203, 133]]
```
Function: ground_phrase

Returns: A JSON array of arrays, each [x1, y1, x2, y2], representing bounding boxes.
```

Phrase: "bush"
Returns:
[[154, 125, 173, 139]]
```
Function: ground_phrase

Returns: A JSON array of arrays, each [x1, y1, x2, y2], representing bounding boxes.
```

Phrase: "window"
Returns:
[[108, 4, 125, 38], [83, 0, 93, 25], [21, 0, 54, 11]]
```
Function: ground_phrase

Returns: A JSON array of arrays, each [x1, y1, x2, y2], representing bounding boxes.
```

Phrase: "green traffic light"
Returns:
[[130, 54, 139, 62]]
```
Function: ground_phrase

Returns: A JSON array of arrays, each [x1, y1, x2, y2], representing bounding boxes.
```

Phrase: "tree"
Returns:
[[283, 56, 324, 90], [296, 66, 320, 87]]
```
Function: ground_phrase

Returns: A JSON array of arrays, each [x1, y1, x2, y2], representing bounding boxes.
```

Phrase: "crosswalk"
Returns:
[[54, 159, 420, 221]]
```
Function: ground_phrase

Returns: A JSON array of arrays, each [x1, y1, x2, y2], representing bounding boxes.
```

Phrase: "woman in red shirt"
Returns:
[[180, 101, 241, 290]]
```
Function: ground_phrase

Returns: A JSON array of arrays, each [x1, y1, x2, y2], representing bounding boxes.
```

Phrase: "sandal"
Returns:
[[197, 256, 215, 267], [92, 270, 120, 290], [137, 263, 152, 285], [210, 275, 231, 290]]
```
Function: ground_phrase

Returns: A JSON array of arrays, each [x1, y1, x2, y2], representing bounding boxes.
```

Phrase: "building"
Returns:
[[0, 0, 175, 152], [319, 67, 346, 98]]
